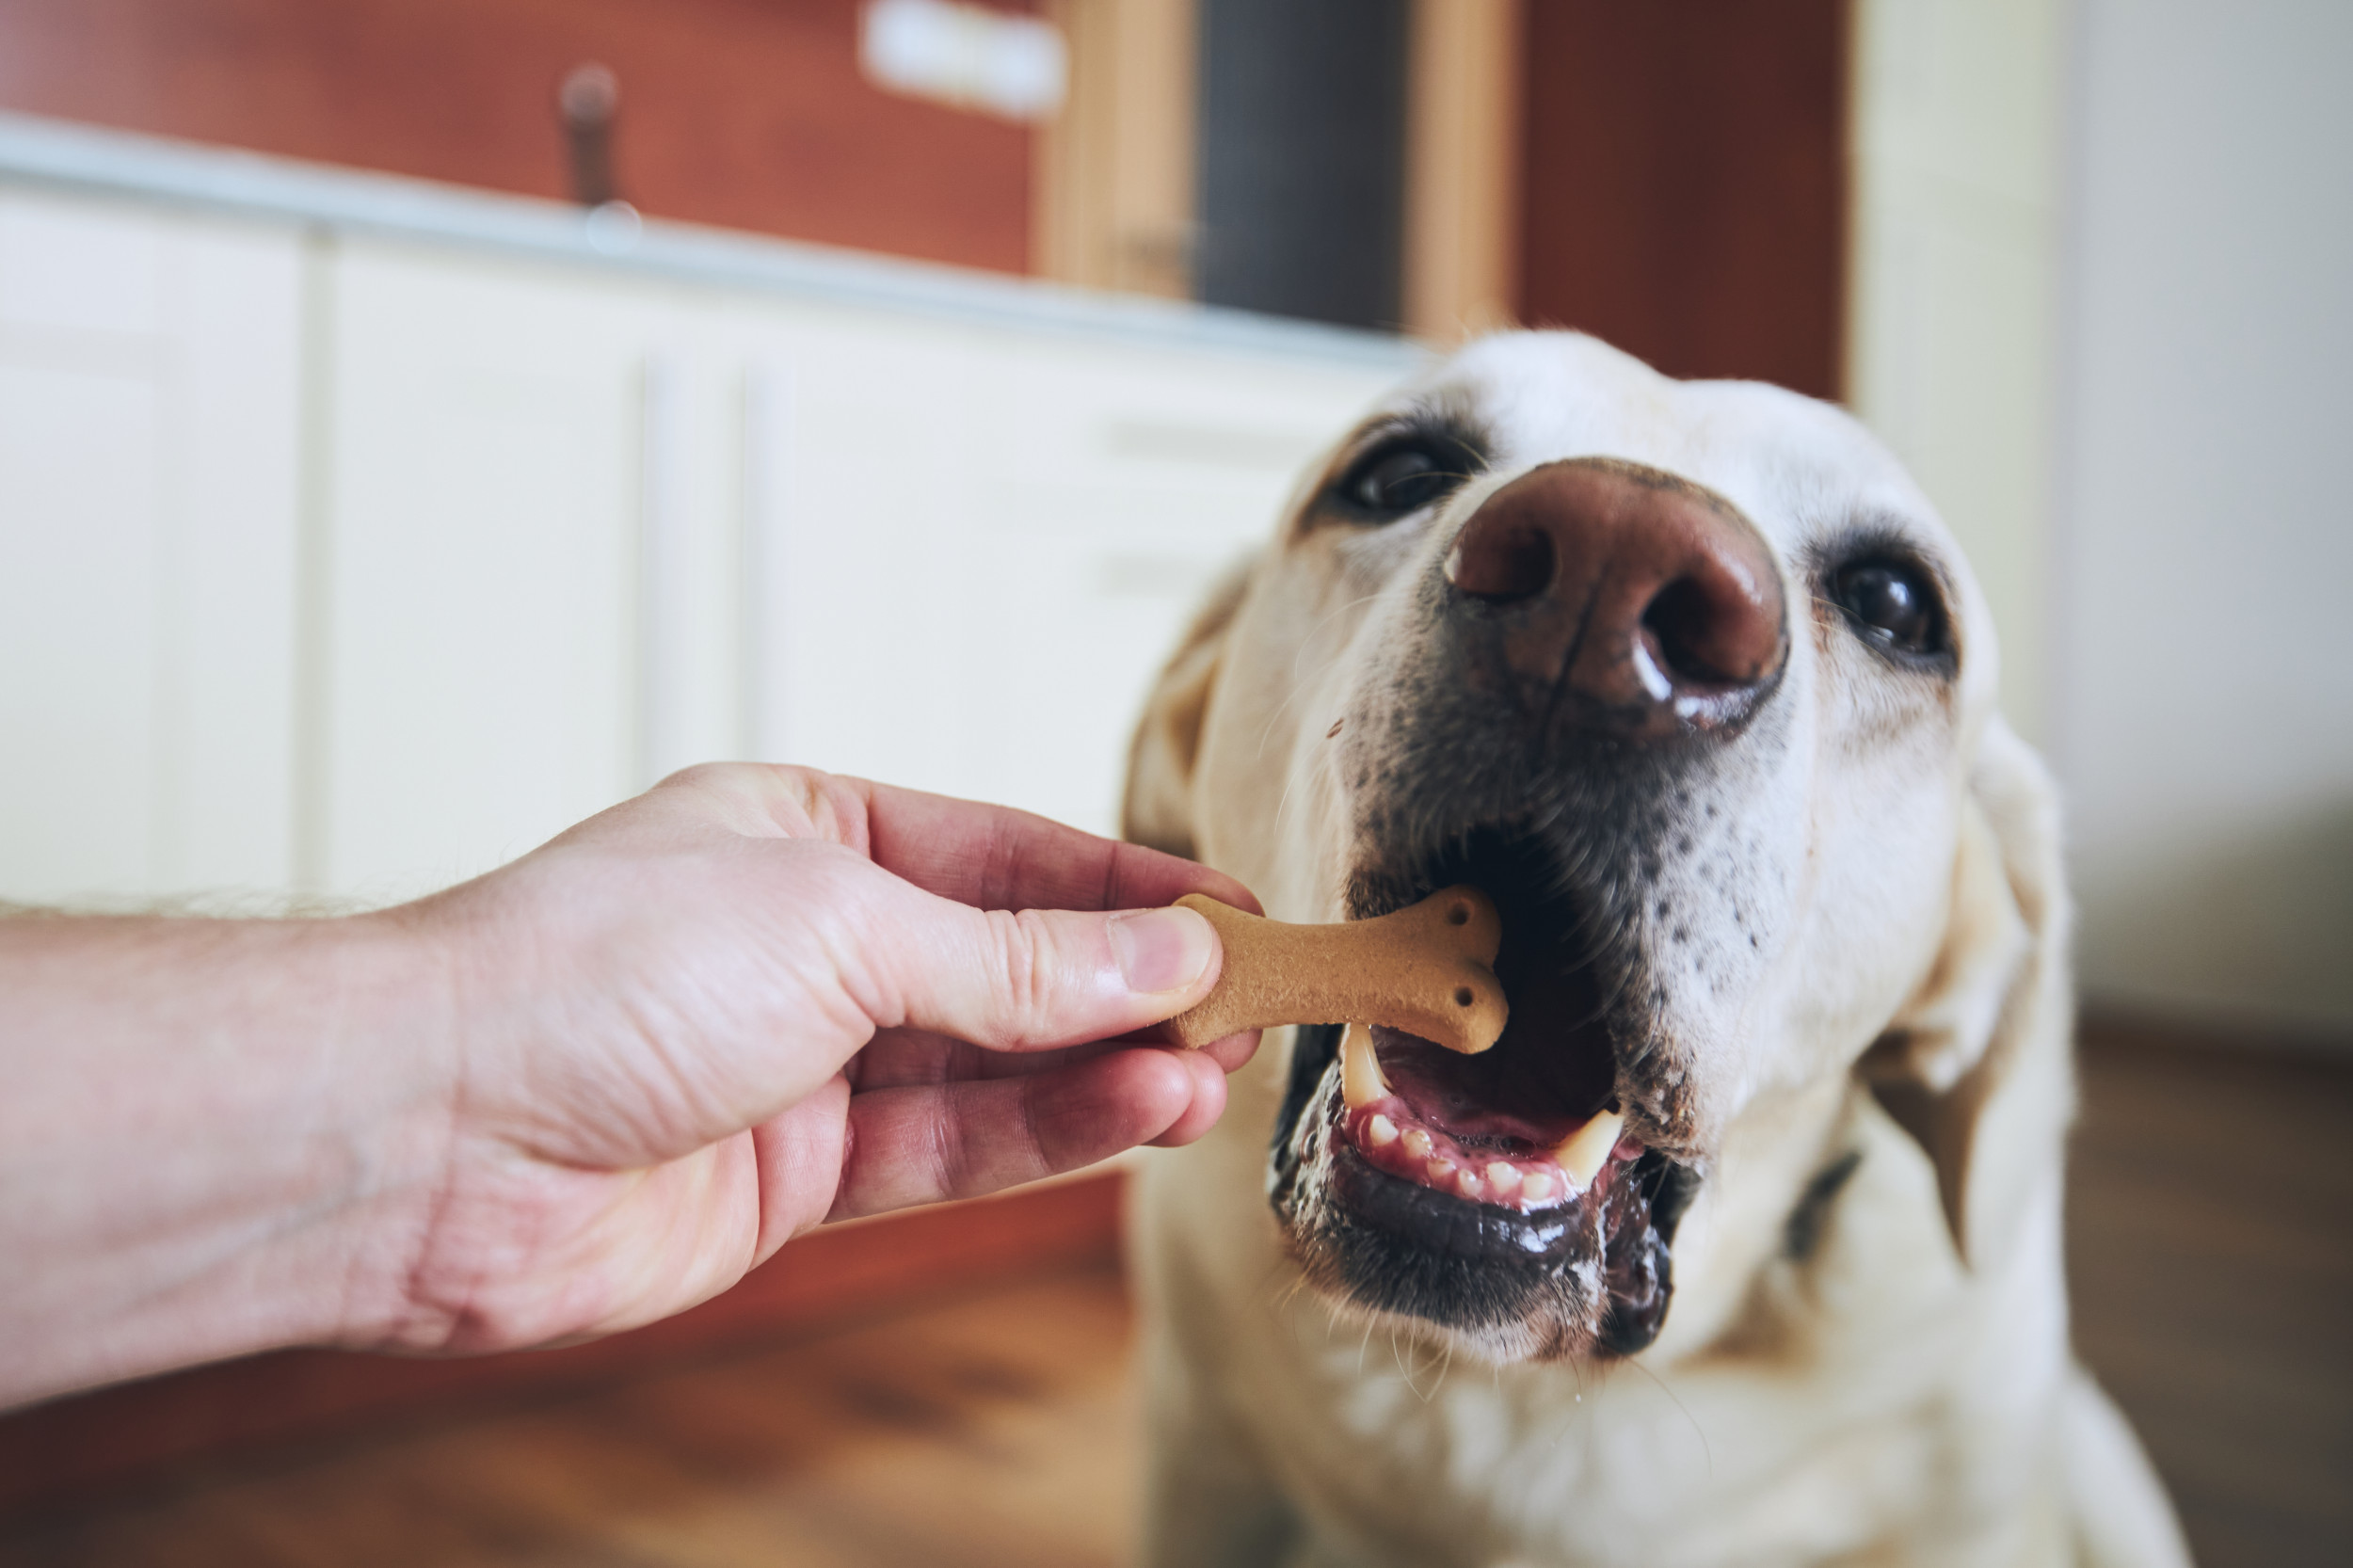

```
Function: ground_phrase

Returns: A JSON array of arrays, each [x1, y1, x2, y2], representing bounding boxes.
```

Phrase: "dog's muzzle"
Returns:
[[1270, 459, 1785, 1359]]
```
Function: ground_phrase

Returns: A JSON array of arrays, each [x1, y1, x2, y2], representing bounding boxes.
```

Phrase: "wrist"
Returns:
[[299, 907, 468, 1352]]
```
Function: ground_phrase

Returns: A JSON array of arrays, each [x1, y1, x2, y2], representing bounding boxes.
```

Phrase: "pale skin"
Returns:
[[0, 762, 1260, 1411]]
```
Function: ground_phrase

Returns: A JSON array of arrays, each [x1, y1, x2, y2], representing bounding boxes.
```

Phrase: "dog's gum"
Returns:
[[1339, 1099, 1622, 1215]]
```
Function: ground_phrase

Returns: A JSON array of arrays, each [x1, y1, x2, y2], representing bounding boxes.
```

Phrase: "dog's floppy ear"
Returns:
[[1860, 717, 2075, 1267], [1122, 556, 1254, 860]]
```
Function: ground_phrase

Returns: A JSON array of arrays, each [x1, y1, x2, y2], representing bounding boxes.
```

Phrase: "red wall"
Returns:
[[1517, 0, 1848, 400], [0, 0, 1036, 274]]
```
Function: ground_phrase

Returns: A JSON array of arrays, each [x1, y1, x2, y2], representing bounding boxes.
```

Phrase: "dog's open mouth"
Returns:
[[1271, 829, 1695, 1357], [1337, 1028, 1637, 1211]]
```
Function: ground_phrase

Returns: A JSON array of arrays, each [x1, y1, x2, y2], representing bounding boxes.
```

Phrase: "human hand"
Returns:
[[378, 763, 1259, 1356]]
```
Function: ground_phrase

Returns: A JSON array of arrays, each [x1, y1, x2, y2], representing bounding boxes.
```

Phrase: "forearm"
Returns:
[[0, 911, 456, 1409], [0, 765, 1253, 1405]]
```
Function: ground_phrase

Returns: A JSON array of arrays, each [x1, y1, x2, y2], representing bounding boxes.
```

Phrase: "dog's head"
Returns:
[[1126, 331, 2067, 1364]]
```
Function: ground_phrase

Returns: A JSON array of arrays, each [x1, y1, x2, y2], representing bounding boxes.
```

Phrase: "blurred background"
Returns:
[[0, 2, 2344, 1564]]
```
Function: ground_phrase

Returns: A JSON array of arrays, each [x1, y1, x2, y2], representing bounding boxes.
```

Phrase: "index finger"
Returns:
[[852, 778, 1263, 917]]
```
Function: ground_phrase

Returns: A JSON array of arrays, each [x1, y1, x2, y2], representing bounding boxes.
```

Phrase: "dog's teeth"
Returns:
[[1553, 1108, 1625, 1192], [1485, 1161, 1521, 1196], [1339, 1023, 1388, 1110], [1521, 1172, 1558, 1205], [1366, 1113, 1401, 1147], [1426, 1157, 1457, 1185], [1454, 1167, 1484, 1199], [1401, 1127, 1434, 1160]]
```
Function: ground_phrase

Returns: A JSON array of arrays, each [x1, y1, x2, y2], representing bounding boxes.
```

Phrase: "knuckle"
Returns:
[[656, 760, 732, 791], [982, 907, 1063, 1043], [1007, 1089, 1051, 1185], [924, 1110, 967, 1202]]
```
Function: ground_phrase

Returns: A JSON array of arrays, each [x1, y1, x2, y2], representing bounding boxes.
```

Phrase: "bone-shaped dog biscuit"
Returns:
[[1162, 886, 1508, 1054]]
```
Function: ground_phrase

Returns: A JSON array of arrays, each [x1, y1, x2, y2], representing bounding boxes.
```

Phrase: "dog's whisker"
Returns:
[[1267, 760, 1310, 843], [1620, 1356, 1714, 1481], [1249, 589, 1388, 763], [1251, 646, 1350, 765], [1291, 589, 1389, 680]]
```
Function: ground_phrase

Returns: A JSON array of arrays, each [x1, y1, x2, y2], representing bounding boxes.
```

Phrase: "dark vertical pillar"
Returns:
[[1195, 0, 1411, 330], [1517, 0, 1849, 399]]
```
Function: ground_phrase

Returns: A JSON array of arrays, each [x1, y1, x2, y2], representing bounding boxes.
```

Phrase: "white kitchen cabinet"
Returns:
[[951, 338, 1374, 835], [1848, 0, 2065, 744], [0, 189, 300, 905], [725, 299, 994, 801], [315, 251, 1392, 902], [730, 299, 1386, 838], [0, 120, 1413, 907], [316, 241, 696, 901]]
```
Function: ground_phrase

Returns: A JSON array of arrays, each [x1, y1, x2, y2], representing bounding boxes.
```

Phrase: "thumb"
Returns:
[[869, 885, 1224, 1051]]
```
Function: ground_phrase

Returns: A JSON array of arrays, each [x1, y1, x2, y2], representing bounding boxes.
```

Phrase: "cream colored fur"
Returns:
[[1123, 333, 2189, 1567]]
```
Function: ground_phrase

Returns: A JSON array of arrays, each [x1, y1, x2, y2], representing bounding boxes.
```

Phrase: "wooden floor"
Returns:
[[2067, 1024, 2352, 1568], [3, 1026, 2345, 1567], [0, 1272, 1141, 1568]]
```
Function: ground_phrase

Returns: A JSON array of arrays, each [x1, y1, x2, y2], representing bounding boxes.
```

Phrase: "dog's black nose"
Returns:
[[1444, 457, 1786, 734]]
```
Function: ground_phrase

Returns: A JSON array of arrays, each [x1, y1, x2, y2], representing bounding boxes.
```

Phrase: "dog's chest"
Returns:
[[1256, 1339, 1954, 1566]]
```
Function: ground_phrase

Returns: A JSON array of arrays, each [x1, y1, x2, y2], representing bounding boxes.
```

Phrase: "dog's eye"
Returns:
[[1334, 439, 1472, 520], [1831, 560, 1945, 658]]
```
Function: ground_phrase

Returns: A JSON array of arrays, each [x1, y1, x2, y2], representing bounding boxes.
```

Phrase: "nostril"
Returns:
[[1446, 522, 1557, 603], [1643, 575, 1753, 686], [1444, 458, 1788, 729]]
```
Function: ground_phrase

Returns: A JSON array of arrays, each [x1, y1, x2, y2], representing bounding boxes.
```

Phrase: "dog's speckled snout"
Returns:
[[1442, 456, 1788, 740]]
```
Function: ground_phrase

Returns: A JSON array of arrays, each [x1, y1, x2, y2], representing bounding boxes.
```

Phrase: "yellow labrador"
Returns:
[[1122, 333, 2190, 1567]]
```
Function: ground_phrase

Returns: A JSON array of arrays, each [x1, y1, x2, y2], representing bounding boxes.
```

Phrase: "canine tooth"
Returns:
[[1485, 1161, 1521, 1196], [1521, 1172, 1558, 1205], [1339, 1023, 1388, 1110], [1401, 1127, 1434, 1160], [1553, 1108, 1626, 1192], [1366, 1113, 1400, 1147]]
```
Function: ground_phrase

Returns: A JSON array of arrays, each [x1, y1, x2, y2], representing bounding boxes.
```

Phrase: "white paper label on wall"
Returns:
[[859, 0, 1068, 122]]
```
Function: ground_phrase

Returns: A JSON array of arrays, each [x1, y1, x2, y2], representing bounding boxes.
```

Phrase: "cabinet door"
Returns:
[[1849, 0, 2064, 742], [728, 294, 1399, 840], [955, 338, 1393, 838], [318, 241, 725, 902], [0, 190, 299, 905], [725, 297, 985, 800]]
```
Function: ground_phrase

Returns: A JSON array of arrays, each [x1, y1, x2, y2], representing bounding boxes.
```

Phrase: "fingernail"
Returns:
[[1108, 907, 1217, 995]]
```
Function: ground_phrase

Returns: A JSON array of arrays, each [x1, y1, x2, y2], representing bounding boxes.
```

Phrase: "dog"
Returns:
[[1120, 332, 2191, 1566]]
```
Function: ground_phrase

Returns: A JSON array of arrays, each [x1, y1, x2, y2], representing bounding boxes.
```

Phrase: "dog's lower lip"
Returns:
[[1326, 1141, 1579, 1259]]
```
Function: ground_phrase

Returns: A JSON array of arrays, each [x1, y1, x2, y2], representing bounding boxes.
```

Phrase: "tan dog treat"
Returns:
[[1163, 886, 1508, 1054]]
